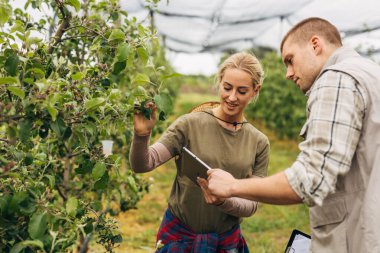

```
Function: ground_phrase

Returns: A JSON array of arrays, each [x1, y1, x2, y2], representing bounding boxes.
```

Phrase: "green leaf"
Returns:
[[159, 111, 167, 121], [66, 197, 78, 217], [65, 0, 81, 12], [11, 20, 24, 33], [92, 162, 106, 180], [137, 47, 148, 65], [71, 72, 84, 81], [0, 2, 12, 27], [0, 195, 10, 214], [10, 240, 44, 253], [26, 68, 45, 80], [43, 175, 55, 188], [46, 105, 58, 121], [112, 234, 123, 243], [112, 61, 126, 75], [94, 172, 109, 190], [26, 37, 42, 47], [9, 191, 28, 213], [28, 212, 48, 239], [154, 93, 173, 113], [50, 117, 66, 137], [163, 72, 183, 79], [127, 50, 135, 67], [132, 85, 147, 98], [132, 73, 150, 85], [62, 127, 72, 141], [23, 153, 34, 166], [116, 43, 129, 62], [108, 29, 125, 43], [127, 176, 138, 193], [0, 76, 18, 84], [7, 86, 25, 99], [5, 55, 19, 76], [75, 160, 93, 174], [19, 119, 32, 142], [84, 97, 106, 111], [111, 11, 119, 21]]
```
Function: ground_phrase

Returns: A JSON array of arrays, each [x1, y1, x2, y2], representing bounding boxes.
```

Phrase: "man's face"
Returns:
[[281, 39, 320, 94]]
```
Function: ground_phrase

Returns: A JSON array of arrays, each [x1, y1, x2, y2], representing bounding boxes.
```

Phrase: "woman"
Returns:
[[130, 52, 269, 252]]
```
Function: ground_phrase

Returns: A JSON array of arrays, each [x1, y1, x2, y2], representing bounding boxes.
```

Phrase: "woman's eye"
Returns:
[[239, 91, 247, 95], [223, 87, 231, 91]]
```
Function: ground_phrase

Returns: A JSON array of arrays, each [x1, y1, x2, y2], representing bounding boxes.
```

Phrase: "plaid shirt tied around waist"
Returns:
[[155, 208, 249, 253]]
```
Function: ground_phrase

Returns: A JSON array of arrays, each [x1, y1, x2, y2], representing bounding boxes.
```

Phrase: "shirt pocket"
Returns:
[[309, 198, 348, 252]]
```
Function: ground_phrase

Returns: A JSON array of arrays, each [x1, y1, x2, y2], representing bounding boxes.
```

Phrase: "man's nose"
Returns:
[[286, 67, 294, 80]]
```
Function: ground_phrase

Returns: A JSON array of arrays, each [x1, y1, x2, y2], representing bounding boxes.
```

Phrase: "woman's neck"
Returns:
[[211, 107, 247, 131], [213, 107, 244, 123]]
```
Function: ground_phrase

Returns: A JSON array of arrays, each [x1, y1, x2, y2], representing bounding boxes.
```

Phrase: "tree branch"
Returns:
[[0, 138, 9, 143], [48, 0, 72, 54]]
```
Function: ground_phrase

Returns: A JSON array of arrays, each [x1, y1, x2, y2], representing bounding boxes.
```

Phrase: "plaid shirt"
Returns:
[[155, 209, 249, 253], [285, 69, 367, 206]]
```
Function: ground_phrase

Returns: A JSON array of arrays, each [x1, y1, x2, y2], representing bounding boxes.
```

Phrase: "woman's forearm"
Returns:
[[217, 197, 258, 217], [129, 133, 172, 173]]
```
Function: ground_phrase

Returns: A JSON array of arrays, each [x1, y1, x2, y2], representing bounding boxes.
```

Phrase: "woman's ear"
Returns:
[[254, 84, 261, 94]]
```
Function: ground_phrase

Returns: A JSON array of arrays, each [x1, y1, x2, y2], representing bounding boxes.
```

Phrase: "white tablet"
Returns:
[[284, 229, 311, 253], [181, 147, 211, 185]]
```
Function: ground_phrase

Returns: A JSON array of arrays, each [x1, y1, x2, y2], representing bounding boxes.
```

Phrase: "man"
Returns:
[[205, 17, 380, 252]]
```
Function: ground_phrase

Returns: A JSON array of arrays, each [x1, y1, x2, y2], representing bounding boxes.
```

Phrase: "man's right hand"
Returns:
[[207, 169, 238, 198], [133, 102, 157, 136]]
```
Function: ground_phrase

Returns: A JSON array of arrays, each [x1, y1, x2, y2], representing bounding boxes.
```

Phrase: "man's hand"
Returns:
[[207, 169, 238, 198], [197, 177, 226, 205]]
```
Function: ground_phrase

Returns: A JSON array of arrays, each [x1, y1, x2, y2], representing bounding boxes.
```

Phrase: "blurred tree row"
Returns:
[[248, 51, 307, 139]]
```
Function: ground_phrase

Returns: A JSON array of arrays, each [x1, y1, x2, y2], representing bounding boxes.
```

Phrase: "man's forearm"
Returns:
[[231, 172, 302, 205]]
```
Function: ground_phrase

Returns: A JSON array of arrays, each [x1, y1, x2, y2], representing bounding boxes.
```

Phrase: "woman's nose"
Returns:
[[228, 91, 237, 101]]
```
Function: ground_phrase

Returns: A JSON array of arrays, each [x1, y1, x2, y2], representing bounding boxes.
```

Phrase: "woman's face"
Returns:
[[218, 68, 259, 119]]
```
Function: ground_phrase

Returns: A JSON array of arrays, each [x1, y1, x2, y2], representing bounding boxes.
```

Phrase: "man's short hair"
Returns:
[[280, 17, 343, 52]]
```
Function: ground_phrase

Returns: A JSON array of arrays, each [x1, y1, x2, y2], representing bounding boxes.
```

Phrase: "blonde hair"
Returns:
[[281, 17, 342, 52], [217, 52, 264, 88], [216, 52, 264, 103]]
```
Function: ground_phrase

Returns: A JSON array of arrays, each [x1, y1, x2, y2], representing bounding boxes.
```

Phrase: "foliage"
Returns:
[[247, 52, 307, 139], [0, 0, 177, 252]]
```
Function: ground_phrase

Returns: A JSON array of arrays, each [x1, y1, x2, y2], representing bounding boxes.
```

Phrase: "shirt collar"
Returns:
[[305, 46, 356, 97]]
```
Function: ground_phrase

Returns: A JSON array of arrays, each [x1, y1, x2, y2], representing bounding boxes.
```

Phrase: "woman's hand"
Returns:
[[197, 177, 226, 206], [133, 102, 157, 136]]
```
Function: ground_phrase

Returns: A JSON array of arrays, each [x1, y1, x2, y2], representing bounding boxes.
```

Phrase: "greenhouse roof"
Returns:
[[123, 0, 380, 56]]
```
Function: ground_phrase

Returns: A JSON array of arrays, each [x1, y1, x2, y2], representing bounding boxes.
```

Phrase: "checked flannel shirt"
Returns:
[[285, 66, 367, 206]]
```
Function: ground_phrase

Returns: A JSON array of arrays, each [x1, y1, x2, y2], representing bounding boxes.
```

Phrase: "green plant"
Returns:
[[0, 0, 176, 252]]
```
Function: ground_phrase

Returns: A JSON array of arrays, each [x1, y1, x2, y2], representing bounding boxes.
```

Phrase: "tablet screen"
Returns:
[[181, 147, 211, 185], [284, 229, 311, 253]]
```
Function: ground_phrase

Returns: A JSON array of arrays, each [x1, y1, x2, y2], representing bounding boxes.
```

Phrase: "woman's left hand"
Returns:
[[197, 177, 226, 206]]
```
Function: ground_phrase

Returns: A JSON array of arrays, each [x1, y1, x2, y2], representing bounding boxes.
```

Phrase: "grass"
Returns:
[[111, 92, 310, 253]]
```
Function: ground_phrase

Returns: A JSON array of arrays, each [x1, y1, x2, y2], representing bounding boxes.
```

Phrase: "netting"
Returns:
[[123, 0, 380, 55]]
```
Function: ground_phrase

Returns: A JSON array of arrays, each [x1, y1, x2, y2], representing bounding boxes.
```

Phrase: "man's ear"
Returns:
[[310, 35, 322, 55]]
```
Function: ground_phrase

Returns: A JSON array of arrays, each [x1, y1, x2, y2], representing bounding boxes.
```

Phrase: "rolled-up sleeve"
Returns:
[[285, 71, 366, 206]]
